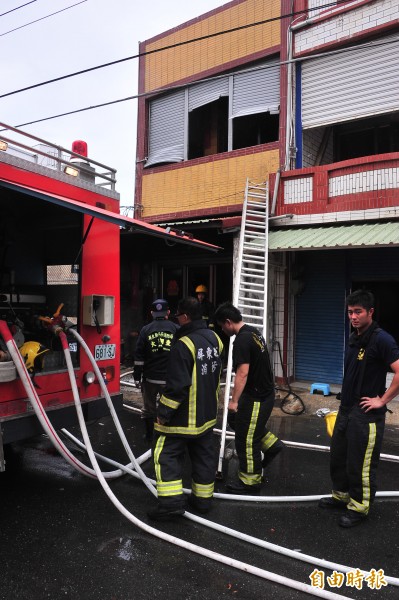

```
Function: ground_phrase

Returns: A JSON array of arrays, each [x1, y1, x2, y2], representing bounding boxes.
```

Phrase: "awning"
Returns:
[[268, 222, 399, 251], [157, 216, 242, 231], [0, 179, 221, 252]]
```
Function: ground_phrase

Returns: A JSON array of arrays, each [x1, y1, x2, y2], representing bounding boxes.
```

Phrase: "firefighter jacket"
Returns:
[[155, 320, 223, 437], [133, 318, 179, 384], [198, 299, 215, 328]]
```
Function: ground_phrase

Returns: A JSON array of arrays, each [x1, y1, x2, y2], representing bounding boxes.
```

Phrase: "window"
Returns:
[[334, 114, 399, 162], [233, 112, 279, 150], [188, 98, 228, 159], [146, 58, 280, 167]]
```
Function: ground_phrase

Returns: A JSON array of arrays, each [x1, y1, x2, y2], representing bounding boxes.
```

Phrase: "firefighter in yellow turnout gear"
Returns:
[[147, 297, 223, 521]]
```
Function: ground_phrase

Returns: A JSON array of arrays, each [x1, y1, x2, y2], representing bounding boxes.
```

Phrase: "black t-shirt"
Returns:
[[233, 324, 274, 400], [341, 323, 399, 411]]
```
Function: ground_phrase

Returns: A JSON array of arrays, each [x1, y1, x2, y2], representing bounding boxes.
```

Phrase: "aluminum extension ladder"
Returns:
[[217, 178, 269, 476]]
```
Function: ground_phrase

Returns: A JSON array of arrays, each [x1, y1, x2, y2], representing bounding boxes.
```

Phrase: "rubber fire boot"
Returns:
[[226, 479, 262, 494], [339, 510, 367, 528], [261, 440, 285, 469]]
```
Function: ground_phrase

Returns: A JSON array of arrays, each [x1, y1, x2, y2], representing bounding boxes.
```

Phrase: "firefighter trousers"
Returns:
[[141, 381, 165, 420], [330, 404, 385, 515], [235, 393, 278, 486], [153, 429, 217, 511]]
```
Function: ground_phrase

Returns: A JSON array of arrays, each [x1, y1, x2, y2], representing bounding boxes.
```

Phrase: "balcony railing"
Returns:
[[270, 153, 399, 219]]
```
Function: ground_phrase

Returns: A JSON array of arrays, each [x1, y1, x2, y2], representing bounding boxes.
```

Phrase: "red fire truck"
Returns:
[[0, 123, 217, 470]]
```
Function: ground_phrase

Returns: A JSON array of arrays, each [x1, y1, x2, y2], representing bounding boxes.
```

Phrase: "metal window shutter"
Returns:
[[188, 77, 229, 112], [231, 58, 280, 119], [302, 32, 399, 129], [146, 90, 185, 167], [295, 251, 345, 384]]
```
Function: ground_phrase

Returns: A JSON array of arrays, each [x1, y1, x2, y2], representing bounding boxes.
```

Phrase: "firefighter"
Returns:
[[214, 301, 285, 494], [147, 296, 223, 521], [195, 284, 215, 328], [133, 299, 179, 442], [319, 289, 399, 527]]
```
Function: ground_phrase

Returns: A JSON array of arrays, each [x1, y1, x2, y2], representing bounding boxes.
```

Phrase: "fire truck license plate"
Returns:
[[94, 344, 116, 361]]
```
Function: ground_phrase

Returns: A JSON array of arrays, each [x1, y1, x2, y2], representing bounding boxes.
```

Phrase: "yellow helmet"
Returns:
[[195, 285, 208, 294], [19, 341, 49, 374]]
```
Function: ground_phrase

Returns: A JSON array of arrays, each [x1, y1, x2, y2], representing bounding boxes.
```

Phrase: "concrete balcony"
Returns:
[[270, 153, 399, 225]]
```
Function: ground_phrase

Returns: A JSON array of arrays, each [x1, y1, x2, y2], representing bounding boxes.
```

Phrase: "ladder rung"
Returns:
[[238, 303, 265, 312], [247, 207, 266, 213], [239, 284, 264, 297], [245, 224, 266, 231], [242, 252, 265, 258], [242, 257, 264, 264], [242, 270, 264, 277], [246, 219, 265, 225], [243, 242, 265, 248], [240, 313, 263, 322], [240, 274, 264, 281], [242, 251, 264, 257], [242, 265, 264, 271], [241, 284, 264, 291], [239, 291, 265, 297], [241, 271, 265, 278], [244, 239, 266, 244], [242, 247, 265, 252], [246, 207, 266, 214], [238, 301, 265, 308], [247, 198, 267, 204], [240, 286, 265, 292], [240, 282, 265, 287], [238, 298, 264, 305], [240, 283, 264, 290], [242, 252, 265, 264]]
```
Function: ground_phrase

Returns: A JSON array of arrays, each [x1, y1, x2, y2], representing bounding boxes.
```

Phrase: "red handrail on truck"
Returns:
[[0, 124, 218, 470]]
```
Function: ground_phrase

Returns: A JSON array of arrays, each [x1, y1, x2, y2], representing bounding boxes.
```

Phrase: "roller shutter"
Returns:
[[295, 251, 345, 384], [188, 77, 229, 112], [302, 32, 399, 129], [146, 90, 185, 167], [231, 58, 280, 118]]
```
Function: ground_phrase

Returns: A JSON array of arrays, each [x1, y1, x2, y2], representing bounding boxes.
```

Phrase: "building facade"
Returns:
[[270, 0, 399, 383], [133, 0, 399, 385], [130, 0, 288, 366]]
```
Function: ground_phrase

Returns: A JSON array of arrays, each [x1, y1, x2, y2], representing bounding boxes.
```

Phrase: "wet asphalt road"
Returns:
[[1, 405, 399, 600]]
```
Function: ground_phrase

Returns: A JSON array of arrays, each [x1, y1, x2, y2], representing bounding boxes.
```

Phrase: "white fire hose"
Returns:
[[2, 319, 398, 597]]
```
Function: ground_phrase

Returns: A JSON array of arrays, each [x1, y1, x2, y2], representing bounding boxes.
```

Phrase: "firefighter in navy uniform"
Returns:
[[195, 284, 215, 328], [319, 289, 399, 527], [215, 302, 285, 494], [147, 296, 223, 521], [134, 299, 179, 442]]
